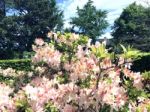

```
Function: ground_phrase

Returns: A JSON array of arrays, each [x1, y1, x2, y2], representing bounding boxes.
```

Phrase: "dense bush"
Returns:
[[132, 53, 150, 72], [0, 50, 15, 59], [0, 32, 149, 112], [0, 59, 32, 71]]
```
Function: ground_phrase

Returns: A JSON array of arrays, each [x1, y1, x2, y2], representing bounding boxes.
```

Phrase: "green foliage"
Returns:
[[23, 51, 34, 59], [45, 102, 58, 112], [91, 43, 114, 59], [136, 104, 150, 112], [77, 35, 89, 45], [50, 32, 89, 63], [0, 15, 19, 59], [0, 75, 15, 86], [56, 72, 69, 84], [120, 44, 140, 59], [122, 72, 149, 102], [112, 2, 150, 52], [79, 76, 91, 88], [70, 0, 108, 43], [16, 97, 33, 112], [0, 59, 32, 71], [142, 71, 150, 94], [0, 0, 64, 59], [99, 104, 112, 112], [142, 71, 150, 80], [114, 44, 150, 72]]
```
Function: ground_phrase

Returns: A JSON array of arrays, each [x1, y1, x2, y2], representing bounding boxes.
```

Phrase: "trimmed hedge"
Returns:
[[131, 53, 150, 72], [0, 59, 32, 71]]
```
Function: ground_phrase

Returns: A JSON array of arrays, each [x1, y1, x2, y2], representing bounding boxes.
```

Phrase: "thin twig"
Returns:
[[96, 59, 102, 89]]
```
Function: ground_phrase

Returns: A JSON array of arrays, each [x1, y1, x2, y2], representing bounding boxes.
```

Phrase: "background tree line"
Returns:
[[0, 0, 150, 59], [112, 2, 150, 52]]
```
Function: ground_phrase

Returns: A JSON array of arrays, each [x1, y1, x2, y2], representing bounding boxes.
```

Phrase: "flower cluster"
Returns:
[[0, 67, 16, 77], [48, 32, 80, 46], [123, 68, 143, 89], [128, 98, 150, 112], [23, 77, 53, 112], [0, 83, 16, 112], [32, 43, 62, 69], [0, 67, 33, 77]]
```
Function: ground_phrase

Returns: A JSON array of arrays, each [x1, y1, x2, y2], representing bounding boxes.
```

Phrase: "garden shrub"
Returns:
[[131, 53, 150, 72], [0, 32, 149, 112], [0, 59, 32, 71]]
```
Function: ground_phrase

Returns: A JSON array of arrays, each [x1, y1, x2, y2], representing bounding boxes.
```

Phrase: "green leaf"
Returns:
[[120, 44, 127, 53]]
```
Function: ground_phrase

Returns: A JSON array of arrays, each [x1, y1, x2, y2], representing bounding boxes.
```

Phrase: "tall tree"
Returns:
[[14, 0, 64, 51], [0, 0, 64, 59], [0, 16, 18, 59], [70, 0, 108, 43], [112, 2, 150, 51], [0, 0, 16, 59]]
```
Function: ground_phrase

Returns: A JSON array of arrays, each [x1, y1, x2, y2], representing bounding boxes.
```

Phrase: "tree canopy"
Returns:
[[70, 0, 108, 43], [112, 2, 150, 51], [0, 0, 64, 59]]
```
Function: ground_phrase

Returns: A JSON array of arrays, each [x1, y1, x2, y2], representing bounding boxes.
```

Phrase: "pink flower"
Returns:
[[101, 58, 113, 69], [76, 45, 85, 59], [35, 38, 44, 46], [118, 57, 124, 65], [0, 83, 16, 111], [32, 44, 62, 68], [63, 104, 76, 112], [86, 58, 97, 70], [47, 31, 53, 38], [115, 94, 127, 108], [133, 73, 143, 90], [64, 62, 72, 71]]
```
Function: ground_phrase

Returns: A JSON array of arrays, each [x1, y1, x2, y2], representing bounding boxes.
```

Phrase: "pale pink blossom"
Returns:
[[35, 38, 44, 46], [133, 77, 143, 90], [101, 58, 113, 69], [76, 45, 85, 59], [0, 83, 16, 111], [63, 104, 76, 112], [32, 44, 62, 68]]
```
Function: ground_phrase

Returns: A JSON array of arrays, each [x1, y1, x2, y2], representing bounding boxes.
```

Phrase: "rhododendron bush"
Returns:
[[0, 32, 150, 112]]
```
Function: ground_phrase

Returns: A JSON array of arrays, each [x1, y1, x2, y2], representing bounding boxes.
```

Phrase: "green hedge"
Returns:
[[0, 59, 32, 71], [131, 53, 150, 72]]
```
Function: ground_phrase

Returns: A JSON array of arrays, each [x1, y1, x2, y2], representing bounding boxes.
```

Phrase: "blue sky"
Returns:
[[56, 0, 146, 38]]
